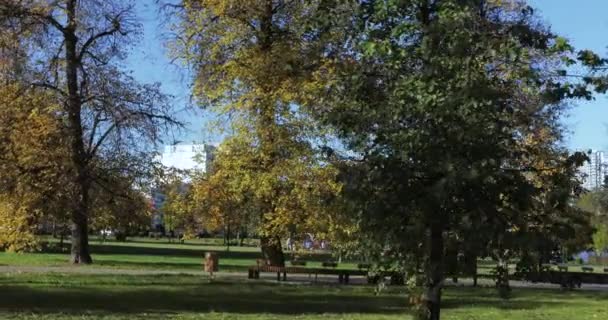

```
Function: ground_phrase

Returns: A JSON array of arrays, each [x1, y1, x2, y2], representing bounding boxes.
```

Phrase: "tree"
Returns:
[[1, 1, 180, 263], [578, 188, 608, 254], [167, 0, 346, 266], [190, 166, 250, 250], [316, 1, 594, 319], [0, 84, 71, 251], [156, 168, 198, 240], [89, 171, 153, 242]]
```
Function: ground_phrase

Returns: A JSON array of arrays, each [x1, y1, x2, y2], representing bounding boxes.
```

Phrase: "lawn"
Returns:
[[0, 237, 358, 272], [1, 238, 608, 319], [0, 273, 607, 320]]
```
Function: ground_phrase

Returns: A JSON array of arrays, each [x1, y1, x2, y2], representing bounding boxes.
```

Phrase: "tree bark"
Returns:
[[424, 222, 444, 320], [472, 257, 478, 287], [464, 250, 478, 287], [65, 0, 92, 264], [226, 224, 231, 252], [261, 236, 285, 267]]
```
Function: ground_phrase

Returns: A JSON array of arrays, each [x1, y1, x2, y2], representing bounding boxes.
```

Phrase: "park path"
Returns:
[[2, 265, 608, 291]]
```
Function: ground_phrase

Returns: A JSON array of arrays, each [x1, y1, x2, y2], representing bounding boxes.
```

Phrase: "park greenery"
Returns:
[[2, 1, 608, 320], [0, 238, 607, 320]]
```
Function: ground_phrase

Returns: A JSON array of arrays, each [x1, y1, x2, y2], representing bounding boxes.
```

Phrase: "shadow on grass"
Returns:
[[40, 243, 338, 265], [2, 271, 602, 317], [41, 243, 262, 260], [92, 245, 262, 259], [442, 287, 608, 310], [0, 282, 407, 316], [94, 259, 251, 272]]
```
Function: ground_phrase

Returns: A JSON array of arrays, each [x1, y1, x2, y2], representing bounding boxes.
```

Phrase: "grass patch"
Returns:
[[1, 240, 608, 319], [0, 273, 607, 319], [0, 237, 357, 272]]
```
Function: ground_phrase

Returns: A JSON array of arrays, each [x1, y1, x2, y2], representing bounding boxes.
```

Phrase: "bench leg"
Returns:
[[283, 271, 287, 281], [277, 272, 281, 282], [255, 270, 260, 279], [338, 274, 343, 284], [345, 274, 350, 284], [315, 273, 318, 282]]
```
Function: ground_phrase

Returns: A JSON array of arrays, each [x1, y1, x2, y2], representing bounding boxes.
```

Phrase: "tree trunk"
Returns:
[[226, 224, 231, 252], [464, 250, 478, 287], [424, 222, 444, 320], [65, 0, 92, 264], [496, 257, 511, 298], [59, 229, 65, 252], [472, 258, 478, 287], [261, 236, 285, 267], [70, 213, 92, 264]]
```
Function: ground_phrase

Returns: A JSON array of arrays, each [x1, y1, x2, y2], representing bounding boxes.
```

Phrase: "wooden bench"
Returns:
[[248, 265, 367, 284], [581, 266, 594, 273]]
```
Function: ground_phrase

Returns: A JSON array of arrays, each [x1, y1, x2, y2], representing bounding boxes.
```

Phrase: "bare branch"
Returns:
[[78, 15, 127, 62], [31, 82, 67, 96]]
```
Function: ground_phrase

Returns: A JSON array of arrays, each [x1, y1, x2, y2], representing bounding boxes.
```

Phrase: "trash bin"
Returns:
[[204, 252, 219, 273]]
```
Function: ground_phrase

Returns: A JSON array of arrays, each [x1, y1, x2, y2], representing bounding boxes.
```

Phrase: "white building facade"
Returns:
[[158, 143, 216, 173], [579, 150, 607, 190]]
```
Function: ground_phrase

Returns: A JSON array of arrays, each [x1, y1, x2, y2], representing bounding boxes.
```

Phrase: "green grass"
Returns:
[[1, 238, 608, 319], [0, 273, 607, 319], [554, 264, 608, 274], [0, 237, 357, 272]]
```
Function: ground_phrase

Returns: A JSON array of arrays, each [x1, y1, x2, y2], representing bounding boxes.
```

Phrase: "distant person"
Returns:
[[304, 239, 312, 250], [320, 240, 327, 250]]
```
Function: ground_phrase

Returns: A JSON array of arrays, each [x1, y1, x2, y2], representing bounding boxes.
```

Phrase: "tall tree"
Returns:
[[317, 1, 593, 319], [1, 0, 180, 263], [167, 0, 346, 265]]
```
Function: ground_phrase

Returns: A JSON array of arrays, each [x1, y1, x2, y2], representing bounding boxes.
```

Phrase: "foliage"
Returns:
[[577, 188, 608, 253], [0, 84, 70, 251], [167, 0, 347, 265], [89, 173, 153, 240], [592, 224, 608, 254], [0, 195, 40, 252], [1, 0, 180, 262], [312, 1, 597, 318], [155, 168, 199, 239]]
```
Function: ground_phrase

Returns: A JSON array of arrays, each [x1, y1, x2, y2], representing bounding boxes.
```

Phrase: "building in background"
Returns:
[[579, 150, 607, 190], [157, 143, 216, 173], [150, 143, 216, 232]]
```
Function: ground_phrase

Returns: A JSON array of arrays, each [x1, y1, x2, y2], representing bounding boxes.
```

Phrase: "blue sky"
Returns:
[[531, 0, 608, 151], [126, 0, 608, 151]]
